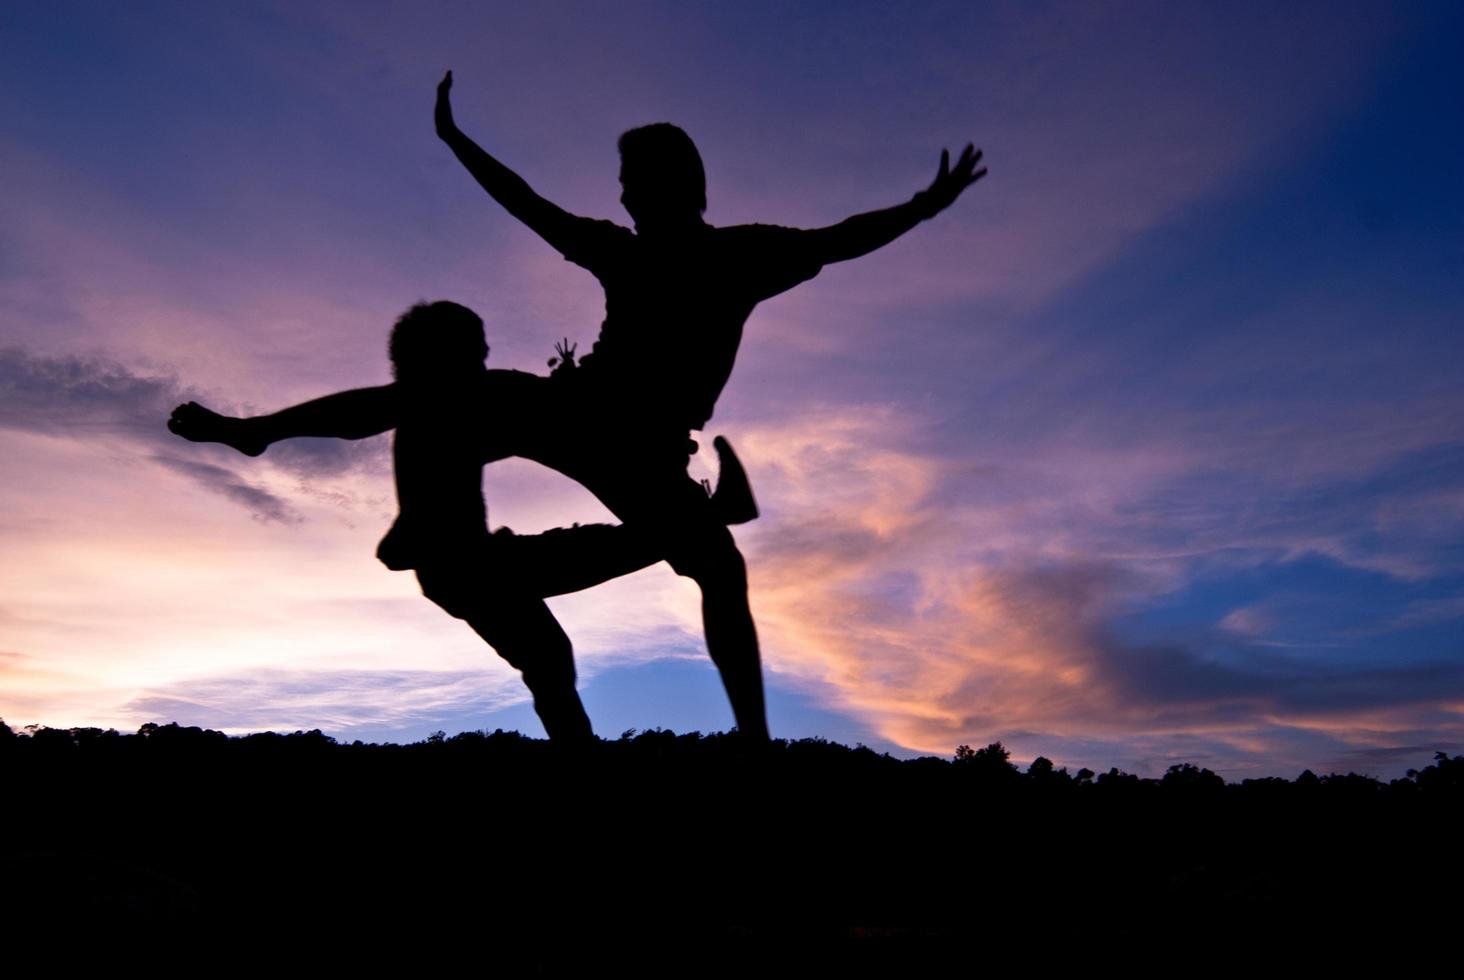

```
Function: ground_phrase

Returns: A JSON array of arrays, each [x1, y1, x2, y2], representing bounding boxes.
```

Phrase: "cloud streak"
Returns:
[[0, 346, 388, 519], [125, 666, 529, 737], [0, 346, 192, 443], [149, 455, 299, 525]]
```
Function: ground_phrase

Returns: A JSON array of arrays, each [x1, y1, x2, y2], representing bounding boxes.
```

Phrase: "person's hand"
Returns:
[[435, 70, 456, 139], [915, 144, 986, 218]]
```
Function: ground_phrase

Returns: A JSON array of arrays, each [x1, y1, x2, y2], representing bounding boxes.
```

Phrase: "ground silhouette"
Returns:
[[4, 719, 1458, 964]]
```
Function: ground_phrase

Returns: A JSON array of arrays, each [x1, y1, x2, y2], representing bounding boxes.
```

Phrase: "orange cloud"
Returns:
[[730, 406, 1464, 768]]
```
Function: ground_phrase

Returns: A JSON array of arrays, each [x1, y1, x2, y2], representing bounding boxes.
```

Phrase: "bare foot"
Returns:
[[167, 402, 268, 457]]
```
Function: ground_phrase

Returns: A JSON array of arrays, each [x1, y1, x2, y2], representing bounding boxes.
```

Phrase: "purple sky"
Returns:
[[3, 1, 1462, 777]]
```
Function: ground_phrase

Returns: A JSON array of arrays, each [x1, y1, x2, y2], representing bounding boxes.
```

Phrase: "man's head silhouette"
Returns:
[[617, 123, 706, 233], [389, 301, 487, 384]]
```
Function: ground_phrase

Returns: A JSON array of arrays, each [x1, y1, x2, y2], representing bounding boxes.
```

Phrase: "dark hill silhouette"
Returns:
[[3, 718, 1459, 964]]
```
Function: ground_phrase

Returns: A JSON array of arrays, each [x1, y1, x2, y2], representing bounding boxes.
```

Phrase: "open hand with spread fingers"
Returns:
[[916, 144, 986, 218]]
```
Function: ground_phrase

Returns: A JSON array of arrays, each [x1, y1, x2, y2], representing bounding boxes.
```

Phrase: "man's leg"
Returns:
[[169, 386, 399, 455], [670, 525, 769, 741], [464, 599, 593, 744], [417, 565, 592, 742], [497, 524, 661, 599], [560, 455, 770, 741]]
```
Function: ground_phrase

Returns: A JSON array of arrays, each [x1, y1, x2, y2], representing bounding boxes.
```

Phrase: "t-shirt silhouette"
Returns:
[[559, 218, 824, 431]]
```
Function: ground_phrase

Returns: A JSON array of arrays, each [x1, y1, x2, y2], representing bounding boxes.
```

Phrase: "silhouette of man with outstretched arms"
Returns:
[[170, 300, 758, 742], [430, 71, 983, 740]]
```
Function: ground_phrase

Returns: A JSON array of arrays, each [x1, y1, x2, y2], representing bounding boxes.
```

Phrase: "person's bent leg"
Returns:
[[499, 436, 760, 598], [464, 600, 593, 743], [502, 524, 662, 599], [417, 567, 592, 742]]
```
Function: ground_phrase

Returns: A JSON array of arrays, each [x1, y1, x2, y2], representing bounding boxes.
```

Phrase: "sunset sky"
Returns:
[[3, 1, 1462, 778]]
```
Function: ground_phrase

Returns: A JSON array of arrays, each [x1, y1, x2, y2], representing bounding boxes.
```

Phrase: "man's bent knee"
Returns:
[[666, 526, 747, 585], [416, 568, 476, 620], [415, 565, 520, 623]]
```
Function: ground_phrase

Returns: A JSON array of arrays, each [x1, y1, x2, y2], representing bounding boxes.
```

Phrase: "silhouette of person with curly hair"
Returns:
[[170, 300, 757, 741]]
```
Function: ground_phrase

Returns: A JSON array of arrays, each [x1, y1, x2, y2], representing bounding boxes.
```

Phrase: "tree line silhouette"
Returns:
[[4, 719, 1458, 964]]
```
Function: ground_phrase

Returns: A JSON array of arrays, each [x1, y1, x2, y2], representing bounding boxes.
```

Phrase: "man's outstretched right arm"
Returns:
[[801, 145, 986, 266], [435, 70, 586, 256], [169, 385, 401, 457]]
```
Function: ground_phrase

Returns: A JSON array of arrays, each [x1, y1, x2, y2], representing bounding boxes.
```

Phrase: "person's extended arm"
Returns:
[[434, 71, 584, 255], [803, 145, 986, 265], [168, 385, 401, 457]]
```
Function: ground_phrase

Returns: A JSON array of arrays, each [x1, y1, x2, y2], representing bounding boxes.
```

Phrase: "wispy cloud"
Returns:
[[149, 455, 299, 525], [0, 346, 388, 518], [1387, 595, 1464, 632], [0, 346, 194, 442], [125, 666, 529, 737]]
